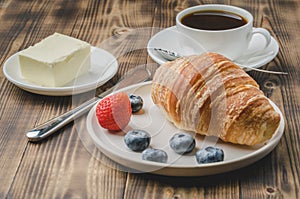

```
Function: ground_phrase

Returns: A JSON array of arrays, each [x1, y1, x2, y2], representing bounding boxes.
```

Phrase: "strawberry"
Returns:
[[96, 92, 132, 131]]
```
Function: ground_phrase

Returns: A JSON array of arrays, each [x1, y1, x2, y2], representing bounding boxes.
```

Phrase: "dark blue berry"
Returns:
[[195, 146, 224, 164], [129, 94, 143, 113], [142, 148, 168, 163], [124, 129, 150, 152], [169, 132, 195, 154]]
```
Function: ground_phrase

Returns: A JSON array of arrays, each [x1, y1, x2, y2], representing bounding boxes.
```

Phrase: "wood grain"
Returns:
[[0, 0, 299, 198]]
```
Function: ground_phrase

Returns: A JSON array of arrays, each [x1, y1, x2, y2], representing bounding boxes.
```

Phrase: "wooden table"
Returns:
[[0, 0, 299, 198]]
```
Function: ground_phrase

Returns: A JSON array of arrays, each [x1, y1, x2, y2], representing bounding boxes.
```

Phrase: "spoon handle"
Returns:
[[26, 97, 100, 142], [238, 64, 288, 75], [153, 48, 287, 75]]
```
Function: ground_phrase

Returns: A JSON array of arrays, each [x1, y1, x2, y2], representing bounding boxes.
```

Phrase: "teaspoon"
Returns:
[[153, 48, 287, 75]]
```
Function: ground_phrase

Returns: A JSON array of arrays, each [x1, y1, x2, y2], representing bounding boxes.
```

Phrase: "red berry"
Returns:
[[96, 92, 132, 131]]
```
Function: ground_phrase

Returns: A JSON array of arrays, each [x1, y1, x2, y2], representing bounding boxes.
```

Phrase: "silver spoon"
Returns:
[[26, 66, 152, 142], [153, 48, 287, 75]]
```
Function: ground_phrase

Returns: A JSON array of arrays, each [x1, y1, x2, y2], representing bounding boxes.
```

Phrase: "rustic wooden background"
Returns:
[[0, 0, 299, 198]]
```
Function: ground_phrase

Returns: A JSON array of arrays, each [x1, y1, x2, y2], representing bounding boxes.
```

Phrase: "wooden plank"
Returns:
[[124, 1, 300, 199], [0, 0, 299, 198], [0, 0, 94, 198], [245, 0, 300, 198], [0, 85, 41, 198], [0, 0, 155, 198], [8, 121, 127, 198]]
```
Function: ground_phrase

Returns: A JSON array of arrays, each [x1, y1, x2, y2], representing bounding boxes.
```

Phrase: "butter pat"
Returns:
[[19, 33, 91, 87]]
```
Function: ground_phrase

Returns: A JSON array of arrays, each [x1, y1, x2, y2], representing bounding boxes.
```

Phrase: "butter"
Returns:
[[19, 33, 91, 87]]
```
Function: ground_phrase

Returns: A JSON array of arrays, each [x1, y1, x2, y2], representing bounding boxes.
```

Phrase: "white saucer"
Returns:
[[85, 81, 285, 176], [3, 47, 118, 96], [147, 26, 279, 68]]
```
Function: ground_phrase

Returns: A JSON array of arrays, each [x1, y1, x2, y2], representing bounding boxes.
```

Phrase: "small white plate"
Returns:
[[3, 47, 118, 96], [147, 26, 279, 68], [86, 81, 285, 176]]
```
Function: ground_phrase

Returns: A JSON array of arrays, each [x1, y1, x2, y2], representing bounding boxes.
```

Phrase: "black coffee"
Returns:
[[181, 10, 247, 31]]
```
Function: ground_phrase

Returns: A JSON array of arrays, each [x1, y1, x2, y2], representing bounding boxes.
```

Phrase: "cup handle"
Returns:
[[241, 28, 272, 59]]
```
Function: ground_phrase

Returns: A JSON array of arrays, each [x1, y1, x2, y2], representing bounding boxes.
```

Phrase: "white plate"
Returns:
[[86, 81, 285, 176], [3, 47, 118, 96], [147, 26, 279, 68]]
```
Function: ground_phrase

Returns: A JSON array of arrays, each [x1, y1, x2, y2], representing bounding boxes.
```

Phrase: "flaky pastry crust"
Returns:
[[151, 53, 280, 146]]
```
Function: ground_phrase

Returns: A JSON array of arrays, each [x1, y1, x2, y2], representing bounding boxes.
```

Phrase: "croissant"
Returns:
[[151, 52, 280, 146]]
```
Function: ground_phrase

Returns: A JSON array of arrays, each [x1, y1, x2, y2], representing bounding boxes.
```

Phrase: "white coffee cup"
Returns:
[[176, 4, 272, 60]]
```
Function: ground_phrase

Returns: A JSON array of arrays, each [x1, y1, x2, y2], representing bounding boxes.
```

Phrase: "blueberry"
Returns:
[[195, 146, 224, 164], [142, 148, 168, 163], [129, 94, 143, 113], [169, 132, 195, 154], [124, 129, 151, 152]]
